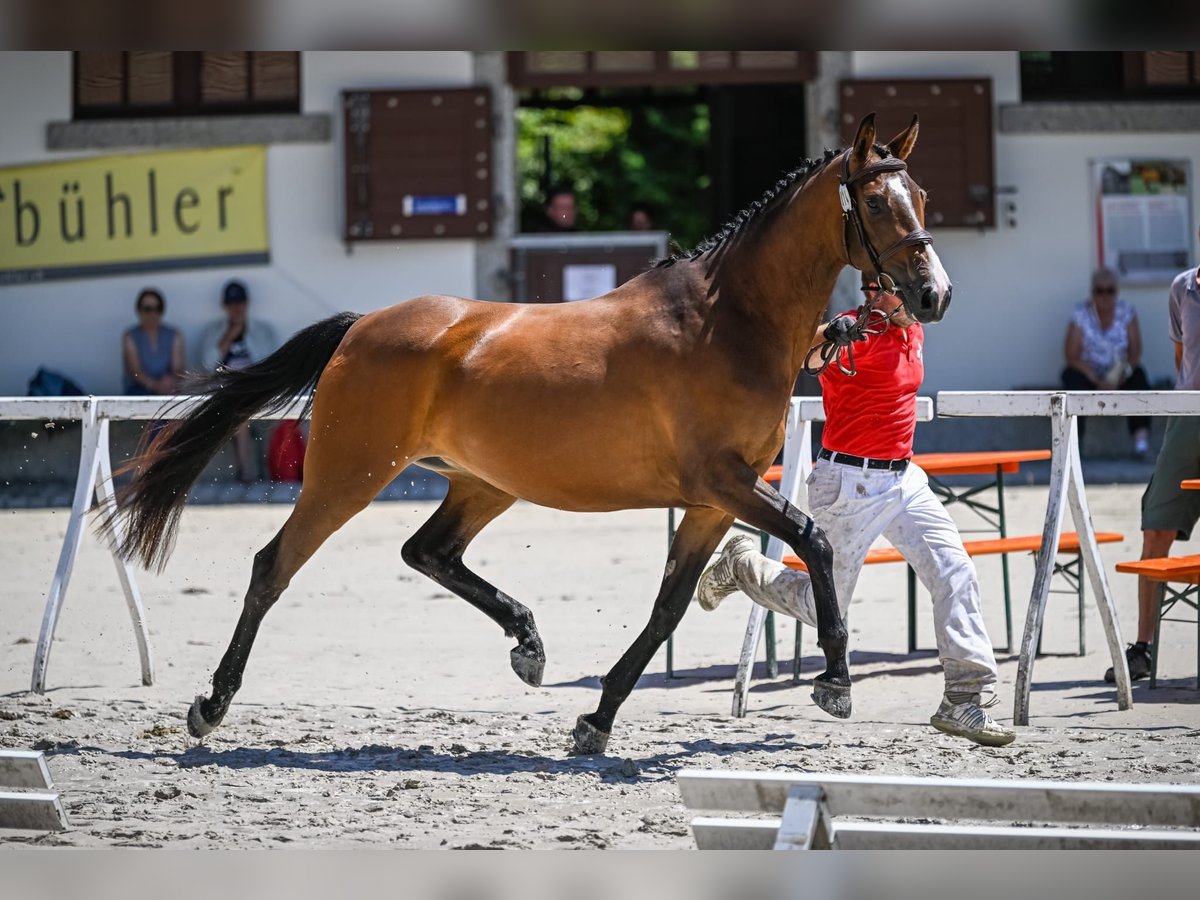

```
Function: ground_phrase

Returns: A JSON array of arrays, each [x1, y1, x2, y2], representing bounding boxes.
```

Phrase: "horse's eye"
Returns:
[[866, 198, 882, 213]]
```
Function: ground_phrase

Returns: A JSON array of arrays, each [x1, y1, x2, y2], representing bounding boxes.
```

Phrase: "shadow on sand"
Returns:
[[45, 732, 828, 782]]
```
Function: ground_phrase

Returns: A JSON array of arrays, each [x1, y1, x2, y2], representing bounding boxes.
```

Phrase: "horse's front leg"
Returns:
[[572, 507, 732, 754], [707, 467, 851, 719]]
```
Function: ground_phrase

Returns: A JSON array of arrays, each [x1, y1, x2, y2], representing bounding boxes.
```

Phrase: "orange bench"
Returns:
[[783, 531, 1126, 659], [1114, 555, 1200, 688]]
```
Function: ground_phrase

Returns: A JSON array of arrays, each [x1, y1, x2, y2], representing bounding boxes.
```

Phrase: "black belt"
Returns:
[[818, 448, 909, 472]]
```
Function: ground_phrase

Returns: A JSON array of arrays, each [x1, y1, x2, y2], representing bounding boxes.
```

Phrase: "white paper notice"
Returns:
[[562, 264, 617, 301], [1093, 158, 1193, 283]]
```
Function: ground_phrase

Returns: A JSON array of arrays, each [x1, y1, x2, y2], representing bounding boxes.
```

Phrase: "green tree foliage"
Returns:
[[517, 93, 712, 250]]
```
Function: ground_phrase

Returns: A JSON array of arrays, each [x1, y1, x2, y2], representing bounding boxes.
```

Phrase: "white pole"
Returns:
[[1066, 430, 1130, 709], [93, 417, 154, 687], [1014, 396, 1072, 725], [33, 401, 103, 694]]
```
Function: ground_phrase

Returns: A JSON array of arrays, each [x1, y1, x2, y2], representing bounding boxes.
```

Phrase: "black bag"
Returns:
[[28, 367, 86, 397]]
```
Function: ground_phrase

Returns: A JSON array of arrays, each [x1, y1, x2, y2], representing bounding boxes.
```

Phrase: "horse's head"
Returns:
[[839, 112, 952, 324]]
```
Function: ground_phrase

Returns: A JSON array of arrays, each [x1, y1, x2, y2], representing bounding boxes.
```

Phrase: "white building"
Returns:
[[1, 50, 1197, 401]]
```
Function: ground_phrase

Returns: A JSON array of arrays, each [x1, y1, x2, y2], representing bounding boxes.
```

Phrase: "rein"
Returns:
[[802, 298, 901, 377], [802, 151, 933, 378]]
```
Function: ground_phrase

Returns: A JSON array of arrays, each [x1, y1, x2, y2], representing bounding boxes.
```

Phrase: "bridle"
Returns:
[[838, 151, 933, 296], [801, 151, 934, 378]]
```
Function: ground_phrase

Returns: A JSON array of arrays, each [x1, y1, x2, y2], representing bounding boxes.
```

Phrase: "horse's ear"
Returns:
[[886, 115, 919, 160], [851, 112, 877, 167]]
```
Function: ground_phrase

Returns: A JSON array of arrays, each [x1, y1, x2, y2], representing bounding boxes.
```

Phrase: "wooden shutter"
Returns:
[[840, 78, 995, 228], [342, 88, 493, 242], [508, 51, 817, 88], [74, 52, 299, 118]]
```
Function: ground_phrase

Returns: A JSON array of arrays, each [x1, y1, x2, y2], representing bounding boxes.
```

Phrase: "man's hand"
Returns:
[[824, 315, 864, 346]]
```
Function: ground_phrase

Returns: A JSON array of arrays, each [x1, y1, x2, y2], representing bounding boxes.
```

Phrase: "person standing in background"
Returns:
[[197, 279, 279, 482], [1105, 230, 1200, 683]]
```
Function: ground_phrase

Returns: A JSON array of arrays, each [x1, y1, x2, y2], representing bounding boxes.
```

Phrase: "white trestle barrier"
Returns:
[[937, 390, 1200, 726], [0, 395, 310, 694], [731, 396, 935, 718]]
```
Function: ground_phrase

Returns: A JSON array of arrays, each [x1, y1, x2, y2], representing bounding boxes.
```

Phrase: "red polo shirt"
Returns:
[[818, 314, 924, 460]]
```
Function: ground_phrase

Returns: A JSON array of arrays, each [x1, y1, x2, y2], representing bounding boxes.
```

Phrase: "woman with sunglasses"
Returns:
[[1062, 269, 1152, 457], [122, 287, 186, 395]]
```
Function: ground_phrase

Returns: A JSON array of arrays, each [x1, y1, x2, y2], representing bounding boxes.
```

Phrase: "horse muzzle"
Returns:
[[904, 281, 952, 324]]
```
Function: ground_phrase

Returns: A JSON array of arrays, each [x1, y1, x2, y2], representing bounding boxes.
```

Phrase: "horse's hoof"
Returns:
[[510, 645, 545, 687], [187, 695, 218, 739], [570, 714, 610, 755], [811, 678, 852, 719]]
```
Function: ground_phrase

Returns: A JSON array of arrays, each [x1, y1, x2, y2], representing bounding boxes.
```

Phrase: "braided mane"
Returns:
[[655, 143, 895, 269]]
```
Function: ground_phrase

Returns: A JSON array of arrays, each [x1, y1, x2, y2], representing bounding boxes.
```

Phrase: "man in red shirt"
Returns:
[[697, 279, 1016, 747]]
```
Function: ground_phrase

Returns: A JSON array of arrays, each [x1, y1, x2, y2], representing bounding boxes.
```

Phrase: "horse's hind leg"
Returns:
[[401, 477, 544, 685], [187, 478, 386, 738], [573, 507, 731, 754]]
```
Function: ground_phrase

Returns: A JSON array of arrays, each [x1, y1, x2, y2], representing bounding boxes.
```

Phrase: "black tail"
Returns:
[[101, 312, 362, 571]]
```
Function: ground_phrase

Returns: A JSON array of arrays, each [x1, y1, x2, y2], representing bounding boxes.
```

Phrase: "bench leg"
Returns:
[[766, 611, 777, 678], [794, 620, 803, 683], [907, 565, 917, 653], [1078, 554, 1086, 657], [1151, 583, 1164, 690], [996, 468, 1014, 654]]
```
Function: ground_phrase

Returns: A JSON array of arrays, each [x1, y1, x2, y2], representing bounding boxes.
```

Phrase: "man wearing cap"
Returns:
[[1105, 225, 1200, 684], [197, 279, 279, 481], [697, 278, 1016, 747]]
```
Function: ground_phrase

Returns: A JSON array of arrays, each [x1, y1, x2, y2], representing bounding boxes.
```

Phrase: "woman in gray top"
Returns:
[[122, 287, 185, 395]]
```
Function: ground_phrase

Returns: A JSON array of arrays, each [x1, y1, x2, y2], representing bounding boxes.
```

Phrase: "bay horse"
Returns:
[[105, 113, 951, 754]]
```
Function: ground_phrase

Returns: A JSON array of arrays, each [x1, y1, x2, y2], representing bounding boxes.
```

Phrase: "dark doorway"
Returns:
[[708, 83, 809, 227]]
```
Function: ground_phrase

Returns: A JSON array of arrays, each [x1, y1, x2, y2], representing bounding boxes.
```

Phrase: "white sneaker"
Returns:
[[930, 694, 1017, 747], [696, 535, 757, 611]]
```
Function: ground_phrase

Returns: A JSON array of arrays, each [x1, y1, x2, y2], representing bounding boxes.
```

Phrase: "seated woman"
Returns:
[[122, 287, 185, 395], [1062, 269, 1151, 456]]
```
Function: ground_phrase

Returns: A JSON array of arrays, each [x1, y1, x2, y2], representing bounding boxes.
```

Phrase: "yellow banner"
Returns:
[[0, 146, 269, 284]]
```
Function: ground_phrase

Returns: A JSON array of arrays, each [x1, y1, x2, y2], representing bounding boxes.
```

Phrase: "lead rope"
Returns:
[[802, 299, 900, 378]]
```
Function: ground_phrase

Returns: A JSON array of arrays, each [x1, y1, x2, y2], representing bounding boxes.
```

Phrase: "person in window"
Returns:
[[695, 276, 1016, 748], [1062, 269, 1152, 457], [1105, 231, 1200, 684], [532, 185, 577, 233], [628, 203, 656, 232], [197, 279, 279, 482], [122, 287, 185, 396]]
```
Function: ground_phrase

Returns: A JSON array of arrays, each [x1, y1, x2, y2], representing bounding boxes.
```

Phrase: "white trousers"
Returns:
[[731, 459, 998, 694]]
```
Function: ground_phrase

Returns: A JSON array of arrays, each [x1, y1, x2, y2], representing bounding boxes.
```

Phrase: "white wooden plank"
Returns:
[[0, 397, 91, 420], [1067, 428, 1130, 710], [937, 390, 1200, 418], [691, 817, 779, 850], [830, 821, 1200, 850], [0, 751, 53, 790], [33, 403, 103, 694], [1014, 396, 1072, 726], [94, 418, 154, 688], [793, 396, 933, 422], [95, 394, 311, 421], [677, 771, 1200, 827], [731, 604, 769, 720], [0, 791, 68, 831], [0, 394, 314, 422], [774, 785, 823, 850]]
